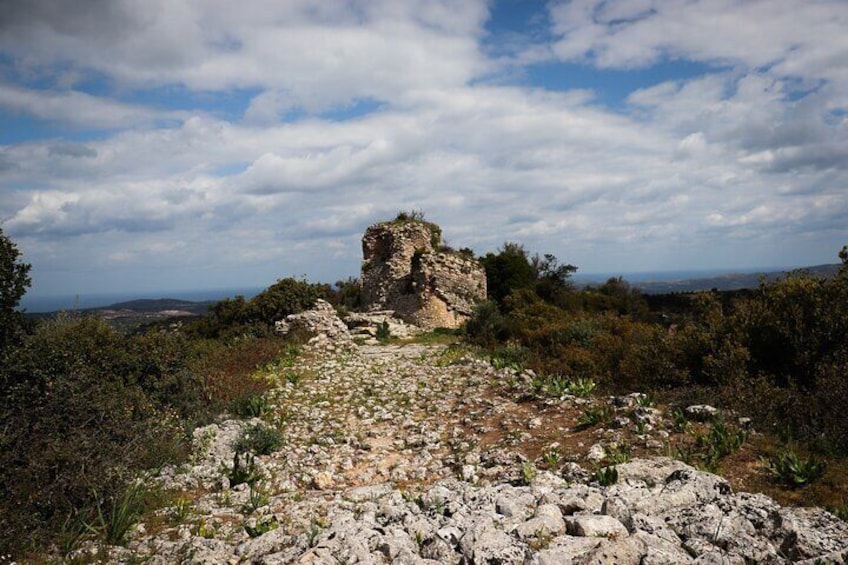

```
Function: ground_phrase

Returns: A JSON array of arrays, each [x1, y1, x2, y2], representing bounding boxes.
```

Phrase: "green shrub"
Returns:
[[190, 278, 330, 339], [0, 316, 191, 556], [465, 300, 508, 346], [234, 423, 284, 456], [0, 227, 32, 352]]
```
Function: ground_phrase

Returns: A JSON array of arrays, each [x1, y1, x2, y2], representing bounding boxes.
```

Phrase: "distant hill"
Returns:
[[102, 298, 212, 313], [631, 263, 841, 294], [28, 297, 216, 332]]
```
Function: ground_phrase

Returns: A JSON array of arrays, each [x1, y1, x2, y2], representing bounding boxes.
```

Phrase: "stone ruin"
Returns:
[[360, 217, 487, 329]]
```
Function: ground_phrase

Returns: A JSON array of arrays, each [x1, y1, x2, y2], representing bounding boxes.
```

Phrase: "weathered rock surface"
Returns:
[[360, 219, 486, 329], [274, 299, 357, 352], [86, 342, 847, 564]]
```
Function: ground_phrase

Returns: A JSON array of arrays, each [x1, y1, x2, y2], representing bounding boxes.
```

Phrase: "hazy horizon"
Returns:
[[21, 262, 831, 313]]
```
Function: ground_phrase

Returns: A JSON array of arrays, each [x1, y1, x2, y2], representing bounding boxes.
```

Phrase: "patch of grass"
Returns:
[[57, 510, 89, 557], [533, 374, 597, 398], [243, 484, 270, 514], [635, 393, 655, 407], [195, 519, 216, 539], [832, 501, 848, 522], [411, 327, 461, 345], [435, 344, 472, 366], [696, 419, 747, 462], [307, 517, 325, 547], [671, 408, 690, 432]]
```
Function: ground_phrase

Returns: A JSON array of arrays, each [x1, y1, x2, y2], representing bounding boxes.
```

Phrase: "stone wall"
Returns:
[[360, 219, 486, 329]]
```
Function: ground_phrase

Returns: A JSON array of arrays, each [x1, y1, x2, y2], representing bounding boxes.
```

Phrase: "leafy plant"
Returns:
[[672, 408, 690, 432], [596, 466, 619, 486], [487, 342, 530, 372], [567, 377, 597, 397], [395, 209, 426, 222], [635, 393, 655, 407], [232, 393, 269, 418], [244, 516, 279, 538], [307, 518, 324, 547], [831, 501, 848, 522], [243, 484, 270, 514], [376, 321, 391, 342], [226, 452, 263, 487], [605, 443, 632, 464], [695, 419, 747, 462], [88, 480, 149, 545], [196, 519, 216, 539], [171, 496, 193, 523], [521, 462, 538, 485], [676, 419, 747, 472], [284, 371, 302, 386], [576, 404, 612, 429], [57, 510, 89, 557], [765, 449, 826, 487], [541, 448, 561, 470], [538, 374, 570, 397]]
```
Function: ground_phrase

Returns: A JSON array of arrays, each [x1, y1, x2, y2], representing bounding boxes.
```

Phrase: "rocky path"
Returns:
[[95, 340, 847, 564]]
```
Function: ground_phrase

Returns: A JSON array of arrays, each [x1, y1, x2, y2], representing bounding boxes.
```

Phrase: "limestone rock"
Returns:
[[360, 218, 486, 329], [567, 514, 629, 538], [275, 299, 356, 351], [685, 404, 720, 421]]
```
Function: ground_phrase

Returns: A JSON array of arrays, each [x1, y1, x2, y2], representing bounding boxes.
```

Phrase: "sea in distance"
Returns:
[[20, 266, 789, 314]]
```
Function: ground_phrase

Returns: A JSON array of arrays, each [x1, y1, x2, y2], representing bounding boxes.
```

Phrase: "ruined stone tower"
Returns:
[[360, 216, 487, 329]]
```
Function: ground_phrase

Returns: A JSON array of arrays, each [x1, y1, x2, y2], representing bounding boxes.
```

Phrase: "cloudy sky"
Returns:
[[2, 0, 847, 304]]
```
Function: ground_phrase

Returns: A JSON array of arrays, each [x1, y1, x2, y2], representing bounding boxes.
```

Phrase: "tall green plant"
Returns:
[[0, 227, 31, 351]]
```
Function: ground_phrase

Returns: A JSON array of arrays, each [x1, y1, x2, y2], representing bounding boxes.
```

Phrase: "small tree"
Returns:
[[481, 242, 536, 308], [0, 228, 32, 350]]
